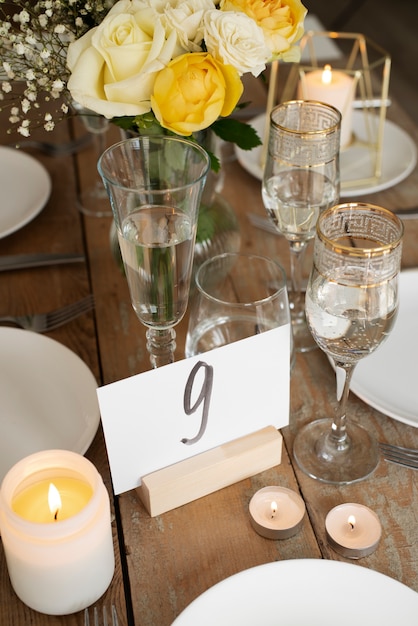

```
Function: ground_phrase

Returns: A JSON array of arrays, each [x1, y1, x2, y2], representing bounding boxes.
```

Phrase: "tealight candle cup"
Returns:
[[249, 486, 305, 540], [325, 502, 382, 559], [0, 449, 115, 615]]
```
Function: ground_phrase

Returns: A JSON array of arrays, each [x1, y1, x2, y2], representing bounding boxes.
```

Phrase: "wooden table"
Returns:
[[1, 87, 418, 625]]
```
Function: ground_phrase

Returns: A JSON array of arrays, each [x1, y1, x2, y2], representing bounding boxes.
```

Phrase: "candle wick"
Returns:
[[54, 509, 59, 521]]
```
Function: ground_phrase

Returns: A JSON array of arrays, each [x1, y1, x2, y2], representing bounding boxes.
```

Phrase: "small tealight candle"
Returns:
[[325, 503, 382, 559], [0, 450, 115, 615], [299, 64, 355, 148], [249, 486, 305, 540]]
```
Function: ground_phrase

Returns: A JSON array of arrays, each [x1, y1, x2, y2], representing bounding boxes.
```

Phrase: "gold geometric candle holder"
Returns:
[[282, 31, 391, 193]]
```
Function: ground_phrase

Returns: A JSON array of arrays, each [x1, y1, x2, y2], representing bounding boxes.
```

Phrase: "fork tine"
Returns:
[[84, 606, 118, 626], [379, 442, 418, 457], [111, 605, 119, 626], [44, 295, 95, 331], [379, 443, 418, 469]]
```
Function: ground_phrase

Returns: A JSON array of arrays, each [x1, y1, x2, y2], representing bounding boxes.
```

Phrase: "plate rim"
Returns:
[[0, 146, 51, 239], [172, 558, 418, 625], [0, 327, 100, 482], [350, 269, 418, 427], [235, 111, 417, 197]]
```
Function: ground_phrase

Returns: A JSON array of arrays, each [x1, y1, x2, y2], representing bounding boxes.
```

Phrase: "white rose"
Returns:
[[163, 0, 216, 52], [203, 10, 270, 77], [66, 0, 177, 118]]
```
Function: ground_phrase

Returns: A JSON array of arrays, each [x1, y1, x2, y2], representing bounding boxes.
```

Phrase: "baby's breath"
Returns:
[[0, 0, 116, 134]]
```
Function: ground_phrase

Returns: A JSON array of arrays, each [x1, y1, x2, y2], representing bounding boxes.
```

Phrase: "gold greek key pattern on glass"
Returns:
[[268, 132, 340, 166], [269, 102, 341, 166], [315, 207, 403, 283]]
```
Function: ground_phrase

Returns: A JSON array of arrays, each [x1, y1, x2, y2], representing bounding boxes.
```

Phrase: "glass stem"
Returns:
[[288, 240, 308, 322], [146, 327, 177, 369], [329, 364, 356, 450]]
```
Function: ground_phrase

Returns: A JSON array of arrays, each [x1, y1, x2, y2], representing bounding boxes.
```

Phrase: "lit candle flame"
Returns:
[[270, 501, 278, 519], [348, 515, 356, 531], [322, 64, 332, 85], [48, 482, 61, 521]]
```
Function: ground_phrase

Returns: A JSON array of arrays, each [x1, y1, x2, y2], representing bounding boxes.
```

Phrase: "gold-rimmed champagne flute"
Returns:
[[98, 136, 210, 369], [262, 100, 341, 352], [293, 202, 404, 484]]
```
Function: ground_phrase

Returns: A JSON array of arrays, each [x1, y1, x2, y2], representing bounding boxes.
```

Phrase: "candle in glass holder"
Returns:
[[249, 486, 305, 539], [0, 450, 115, 615], [325, 503, 382, 559], [299, 64, 355, 148]]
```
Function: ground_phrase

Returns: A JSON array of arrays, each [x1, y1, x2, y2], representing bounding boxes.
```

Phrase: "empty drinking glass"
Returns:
[[185, 252, 294, 368]]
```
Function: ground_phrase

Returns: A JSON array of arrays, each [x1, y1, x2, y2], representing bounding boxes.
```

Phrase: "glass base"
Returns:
[[293, 417, 379, 484]]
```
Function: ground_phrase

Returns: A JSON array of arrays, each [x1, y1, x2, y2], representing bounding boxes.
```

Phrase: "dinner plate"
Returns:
[[0, 146, 51, 239], [350, 269, 418, 427], [172, 559, 418, 625], [235, 112, 417, 197], [0, 328, 100, 483]]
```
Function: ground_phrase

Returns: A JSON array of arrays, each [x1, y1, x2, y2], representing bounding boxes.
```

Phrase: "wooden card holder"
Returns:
[[136, 426, 283, 517]]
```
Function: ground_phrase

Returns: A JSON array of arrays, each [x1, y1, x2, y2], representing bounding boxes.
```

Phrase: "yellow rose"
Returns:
[[67, 0, 177, 118], [219, 0, 307, 62], [151, 52, 243, 136]]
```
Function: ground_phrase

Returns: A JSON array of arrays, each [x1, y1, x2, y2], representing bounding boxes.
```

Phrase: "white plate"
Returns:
[[0, 328, 100, 483], [350, 270, 418, 427], [0, 146, 51, 239], [235, 112, 417, 197], [172, 559, 418, 625]]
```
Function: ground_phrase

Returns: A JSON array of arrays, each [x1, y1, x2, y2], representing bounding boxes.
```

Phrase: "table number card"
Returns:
[[98, 325, 290, 506]]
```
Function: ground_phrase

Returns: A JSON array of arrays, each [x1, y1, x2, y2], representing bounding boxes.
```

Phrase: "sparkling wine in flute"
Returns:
[[118, 205, 195, 328], [262, 170, 338, 243], [306, 270, 398, 365], [98, 135, 210, 368]]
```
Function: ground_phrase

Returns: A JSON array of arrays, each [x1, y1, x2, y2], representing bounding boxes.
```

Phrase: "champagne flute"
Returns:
[[98, 136, 210, 369], [293, 202, 404, 484], [262, 100, 341, 352]]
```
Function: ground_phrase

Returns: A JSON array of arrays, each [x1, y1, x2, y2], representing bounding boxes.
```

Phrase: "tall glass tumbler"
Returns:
[[98, 136, 210, 369]]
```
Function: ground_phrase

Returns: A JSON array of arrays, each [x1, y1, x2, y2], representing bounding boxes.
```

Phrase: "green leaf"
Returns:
[[112, 113, 168, 135], [211, 118, 262, 151], [207, 150, 221, 173], [112, 116, 137, 130]]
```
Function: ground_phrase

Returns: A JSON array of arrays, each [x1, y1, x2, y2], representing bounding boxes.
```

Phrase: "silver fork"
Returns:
[[84, 605, 119, 626], [379, 442, 418, 469], [0, 295, 94, 332]]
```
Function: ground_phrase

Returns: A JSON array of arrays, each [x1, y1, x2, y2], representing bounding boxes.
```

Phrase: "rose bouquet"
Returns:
[[0, 0, 307, 167]]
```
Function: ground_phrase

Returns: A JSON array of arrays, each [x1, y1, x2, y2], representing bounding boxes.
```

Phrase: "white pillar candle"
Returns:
[[325, 503, 382, 559], [249, 486, 305, 540], [0, 450, 115, 615], [299, 65, 355, 148]]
